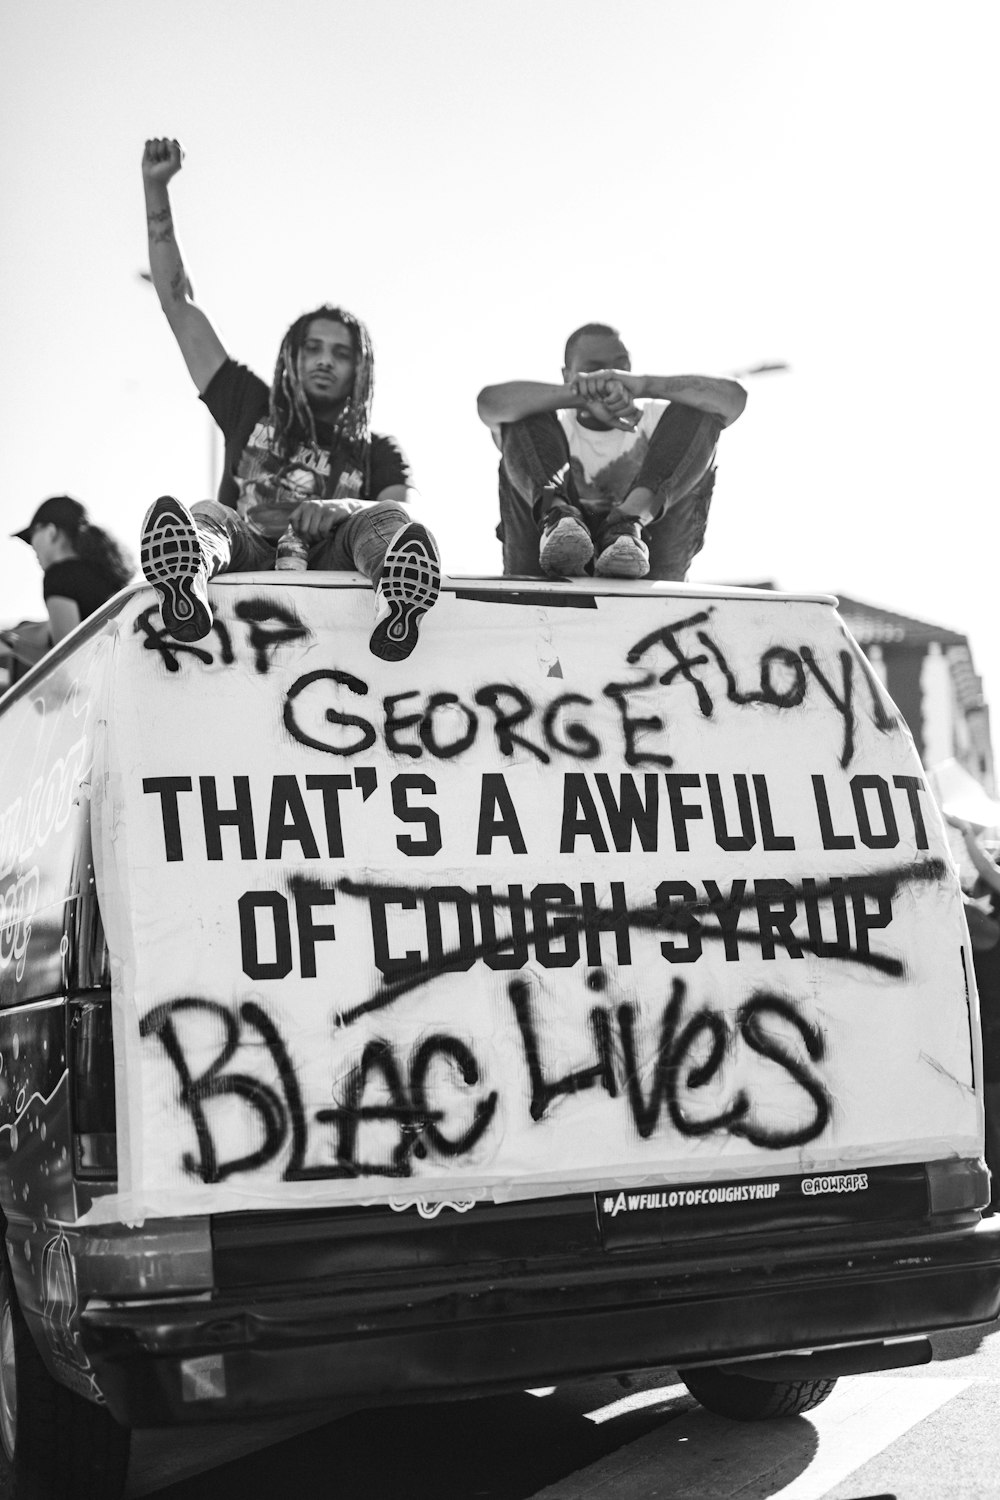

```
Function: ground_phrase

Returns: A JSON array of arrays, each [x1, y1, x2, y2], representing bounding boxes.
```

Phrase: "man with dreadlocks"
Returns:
[[138, 137, 440, 662]]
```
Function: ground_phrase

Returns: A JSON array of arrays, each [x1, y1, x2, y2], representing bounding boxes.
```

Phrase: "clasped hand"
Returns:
[[571, 369, 642, 430]]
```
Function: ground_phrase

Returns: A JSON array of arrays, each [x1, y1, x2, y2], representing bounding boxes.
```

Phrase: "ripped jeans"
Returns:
[[497, 404, 721, 581], [189, 500, 412, 583]]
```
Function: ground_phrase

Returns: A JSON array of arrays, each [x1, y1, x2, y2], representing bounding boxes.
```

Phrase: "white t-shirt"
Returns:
[[557, 402, 667, 516]]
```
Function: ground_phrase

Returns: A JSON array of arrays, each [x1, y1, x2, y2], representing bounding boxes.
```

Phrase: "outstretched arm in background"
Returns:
[[142, 138, 227, 394], [0, 621, 53, 667], [951, 818, 1000, 897]]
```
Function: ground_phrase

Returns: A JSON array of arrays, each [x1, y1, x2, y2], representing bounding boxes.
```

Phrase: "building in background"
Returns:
[[836, 593, 995, 795], [730, 583, 995, 800]]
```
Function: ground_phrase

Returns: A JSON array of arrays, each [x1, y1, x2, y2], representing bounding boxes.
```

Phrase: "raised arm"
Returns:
[[142, 139, 227, 394], [573, 371, 748, 428]]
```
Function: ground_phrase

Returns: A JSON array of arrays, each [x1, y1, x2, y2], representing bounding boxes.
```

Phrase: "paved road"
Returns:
[[3, 1320, 998, 1498], [113, 1318, 1000, 1499]]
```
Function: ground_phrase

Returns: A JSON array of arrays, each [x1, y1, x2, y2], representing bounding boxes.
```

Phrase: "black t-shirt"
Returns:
[[200, 360, 411, 541], [43, 559, 120, 621]]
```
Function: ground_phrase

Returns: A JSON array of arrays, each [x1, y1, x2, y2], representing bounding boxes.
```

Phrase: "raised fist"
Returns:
[[142, 138, 183, 184]]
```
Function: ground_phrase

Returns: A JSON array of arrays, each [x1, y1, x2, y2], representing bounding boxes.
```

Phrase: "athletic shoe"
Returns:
[[594, 512, 650, 578], [538, 501, 594, 577], [140, 496, 214, 642], [370, 522, 441, 662]]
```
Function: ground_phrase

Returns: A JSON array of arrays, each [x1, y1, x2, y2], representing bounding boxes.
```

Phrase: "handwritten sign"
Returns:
[[89, 582, 979, 1224]]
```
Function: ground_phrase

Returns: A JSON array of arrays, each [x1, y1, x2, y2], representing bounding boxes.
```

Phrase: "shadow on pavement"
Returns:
[[929, 1313, 1000, 1363], [128, 1377, 823, 1500]]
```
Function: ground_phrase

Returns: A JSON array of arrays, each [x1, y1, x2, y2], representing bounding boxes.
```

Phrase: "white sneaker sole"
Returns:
[[140, 497, 213, 641], [594, 535, 650, 579], [539, 515, 594, 577], [370, 523, 441, 662]]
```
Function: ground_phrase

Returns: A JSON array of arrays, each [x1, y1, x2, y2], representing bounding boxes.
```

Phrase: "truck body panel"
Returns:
[[0, 573, 996, 1427]]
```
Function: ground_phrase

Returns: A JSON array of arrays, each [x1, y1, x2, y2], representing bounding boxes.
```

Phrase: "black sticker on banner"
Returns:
[[595, 1163, 928, 1250]]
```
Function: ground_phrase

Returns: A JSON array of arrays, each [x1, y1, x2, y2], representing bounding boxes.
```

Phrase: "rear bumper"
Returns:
[[78, 1216, 1000, 1427]]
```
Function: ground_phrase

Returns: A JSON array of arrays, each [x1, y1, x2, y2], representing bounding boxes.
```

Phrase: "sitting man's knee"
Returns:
[[499, 410, 567, 471], [191, 499, 228, 523], [366, 501, 411, 531]]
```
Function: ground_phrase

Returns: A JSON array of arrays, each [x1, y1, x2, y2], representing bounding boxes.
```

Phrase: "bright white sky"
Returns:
[[2, 0, 997, 727]]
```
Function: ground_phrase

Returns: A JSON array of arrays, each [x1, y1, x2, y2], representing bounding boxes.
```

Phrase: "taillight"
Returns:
[[926, 1157, 991, 1214], [69, 997, 117, 1179]]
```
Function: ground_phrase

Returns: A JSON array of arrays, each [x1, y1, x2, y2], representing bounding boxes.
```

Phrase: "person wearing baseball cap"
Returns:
[[2, 496, 135, 669]]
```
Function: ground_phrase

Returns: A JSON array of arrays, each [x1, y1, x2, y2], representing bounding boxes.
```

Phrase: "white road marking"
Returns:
[[583, 1381, 689, 1424], [769, 1375, 972, 1499], [532, 1374, 971, 1499]]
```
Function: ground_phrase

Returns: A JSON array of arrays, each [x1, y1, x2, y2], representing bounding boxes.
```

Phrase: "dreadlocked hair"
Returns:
[[67, 517, 136, 590], [269, 305, 375, 492]]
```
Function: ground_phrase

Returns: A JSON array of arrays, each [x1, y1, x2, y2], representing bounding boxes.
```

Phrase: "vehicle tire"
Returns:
[[677, 1364, 838, 1421], [0, 1243, 131, 1499]]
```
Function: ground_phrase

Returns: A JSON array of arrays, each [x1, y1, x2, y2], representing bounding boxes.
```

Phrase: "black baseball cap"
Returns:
[[13, 495, 86, 545]]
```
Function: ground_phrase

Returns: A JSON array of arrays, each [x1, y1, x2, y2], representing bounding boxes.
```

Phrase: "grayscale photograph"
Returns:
[[0, 3, 997, 1496]]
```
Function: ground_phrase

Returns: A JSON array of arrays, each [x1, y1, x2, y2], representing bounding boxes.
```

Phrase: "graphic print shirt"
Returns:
[[557, 401, 667, 516], [201, 360, 411, 541]]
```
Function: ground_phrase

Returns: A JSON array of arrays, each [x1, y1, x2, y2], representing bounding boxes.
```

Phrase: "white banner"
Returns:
[[92, 580, 980, 1223]]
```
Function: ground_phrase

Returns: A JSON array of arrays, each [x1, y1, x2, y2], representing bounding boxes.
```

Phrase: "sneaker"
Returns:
[[140, 496, 213, 642], [538, 501, 594, 577], [370, 522, 441, 662], [594, 512, 650, 578]]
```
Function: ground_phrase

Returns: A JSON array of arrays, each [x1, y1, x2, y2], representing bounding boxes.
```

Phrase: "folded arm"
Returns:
[[574, 371, 748, 427], [477, 381, 579, 427], [476, 380, 638, 432]]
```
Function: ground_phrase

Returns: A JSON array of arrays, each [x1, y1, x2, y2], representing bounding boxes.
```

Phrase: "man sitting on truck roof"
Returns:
[[138, 137, 440, 663], [477, 325, 746, 581]]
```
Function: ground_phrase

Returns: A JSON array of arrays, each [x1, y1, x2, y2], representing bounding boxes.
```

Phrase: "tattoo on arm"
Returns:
[[146, 207, 175, 245], [168, 267, 188, 303]]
